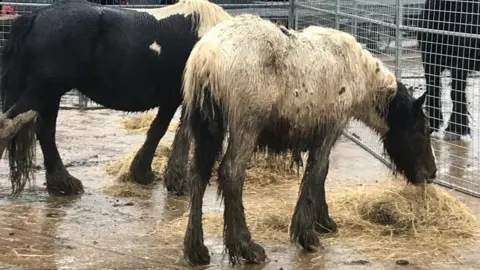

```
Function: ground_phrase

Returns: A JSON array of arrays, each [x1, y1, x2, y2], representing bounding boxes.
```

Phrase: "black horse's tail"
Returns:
[[1, 13, 37, 196]]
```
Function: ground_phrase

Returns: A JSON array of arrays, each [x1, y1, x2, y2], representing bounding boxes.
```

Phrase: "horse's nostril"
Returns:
[[430, 170, 437, 179]]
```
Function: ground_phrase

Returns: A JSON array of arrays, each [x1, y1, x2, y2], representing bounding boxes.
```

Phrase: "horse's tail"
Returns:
[[1, 13, 38, 196], [182, 39, 222, 120]]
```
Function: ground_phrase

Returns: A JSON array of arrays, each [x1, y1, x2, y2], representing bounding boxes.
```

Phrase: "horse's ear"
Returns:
[[413, 91, 427, 109]]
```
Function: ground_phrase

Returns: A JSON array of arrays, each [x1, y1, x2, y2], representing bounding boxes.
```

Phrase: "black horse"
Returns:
[[0, 0, 232, 196], [417, 0, 480, 140]]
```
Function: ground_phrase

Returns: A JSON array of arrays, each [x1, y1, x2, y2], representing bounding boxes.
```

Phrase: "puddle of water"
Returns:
[[0, 99, 478, 269]]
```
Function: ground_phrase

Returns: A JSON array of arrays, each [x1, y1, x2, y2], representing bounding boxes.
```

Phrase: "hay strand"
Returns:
[[104, 142, 301, 191], [108, 112, 479, 261], [159, 181, 479, 262], [102, 144, 172, 197], [102, 181, 153, 198], [120, 112, 178, 132]]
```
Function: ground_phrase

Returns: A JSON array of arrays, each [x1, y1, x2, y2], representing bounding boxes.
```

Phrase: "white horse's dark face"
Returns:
[[381, 82, 437, 184]]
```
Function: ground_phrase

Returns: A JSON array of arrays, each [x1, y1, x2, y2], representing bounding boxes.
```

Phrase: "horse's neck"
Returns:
[[352, 98, 388, 136]]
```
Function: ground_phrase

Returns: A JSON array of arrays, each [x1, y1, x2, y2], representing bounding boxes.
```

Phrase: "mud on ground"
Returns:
[[0, 101, 479, 269]]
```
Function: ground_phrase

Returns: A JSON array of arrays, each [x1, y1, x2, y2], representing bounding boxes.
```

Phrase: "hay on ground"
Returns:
[[120, 112, 178, 132], [102, 181, 153, 198], [102, 144, 172, 197], [105, 142, 302, 191], [245, 150, 301, 188], [105, 143, 171, 181], [159, 181, 479, 262]]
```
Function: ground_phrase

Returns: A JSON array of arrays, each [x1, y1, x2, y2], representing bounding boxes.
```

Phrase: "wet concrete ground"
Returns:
[[0, 104, 479, 270]]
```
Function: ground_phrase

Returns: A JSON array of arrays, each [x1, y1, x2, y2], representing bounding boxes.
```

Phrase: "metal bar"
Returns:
[[288, 0, 295, 29], [295, 3, 480, 40], [0, 2, 290, 9], [352, 0, 358, 37], [433, 179, 480, 199], [342, 132, 392, 168], [399, 23, 480, 39], [219, 3, 290, 9], [294, 11, 298, 31], [335, 0, 340, 29], [394, 0, 402, 80], [132, 3, 291, 9], [0, 2, 48, 7], [343, 131, 480, 198]]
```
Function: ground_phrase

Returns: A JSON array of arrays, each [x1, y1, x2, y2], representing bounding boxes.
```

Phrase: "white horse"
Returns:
[[181, 14, 437, 266]]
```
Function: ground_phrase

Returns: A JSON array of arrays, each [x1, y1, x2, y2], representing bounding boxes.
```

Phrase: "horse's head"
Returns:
[[381, 81, 437, 185]]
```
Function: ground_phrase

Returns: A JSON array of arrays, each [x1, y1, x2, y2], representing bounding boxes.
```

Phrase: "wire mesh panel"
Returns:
[[3, 0, 479, 197], [0, 0, 292, 110], [404, 0, 480, 197], [0, 0, 294, 110], [295, 0, 480, 198]]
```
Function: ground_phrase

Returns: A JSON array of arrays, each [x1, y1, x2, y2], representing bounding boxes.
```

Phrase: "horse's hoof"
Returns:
[[316, 216, 337, 234], [184, 243, 210, 266], [128, 169, 157, 185], [240, 240, 267, 264], [226, 239, 266, 265], [47, 173, 84, 196], [297, 229, 321, 252], [166, 186, 188, 196], [164, 172, 189, 196], [70, 177, 85, 195]]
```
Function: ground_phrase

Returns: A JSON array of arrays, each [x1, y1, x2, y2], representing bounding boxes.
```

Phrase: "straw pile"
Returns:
[[103, 141, 301, 197], [115, 111, 301, 187], [108, 109, 301, 192], [109, 110, 478, 261], [120, 111, 178, 132], [102, 144, 172, 196], [102, 181, 154, 198], [158, 181, 479, 262]]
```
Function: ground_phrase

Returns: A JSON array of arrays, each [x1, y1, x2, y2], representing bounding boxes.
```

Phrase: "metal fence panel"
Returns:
[[1, 0, 480, 198], [0, 0, 291, 110], [296, 0, 480, 198]]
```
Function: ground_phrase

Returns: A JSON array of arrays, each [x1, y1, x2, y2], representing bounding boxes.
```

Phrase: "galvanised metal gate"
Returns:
[[294, 0, 480, 198], [1, 0, 479, 198]]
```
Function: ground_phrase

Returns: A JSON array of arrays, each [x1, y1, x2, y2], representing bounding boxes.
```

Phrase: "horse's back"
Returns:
[[24, 1, 110, 82], [86, 8, 199, 107], [190, 15, 375, 126], [12, 0, 200, 110]]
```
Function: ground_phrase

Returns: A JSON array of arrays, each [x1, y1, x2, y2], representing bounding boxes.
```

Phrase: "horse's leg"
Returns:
[[290, 124, 344, 251], [1, 84, 79, 196], [218, 126, 266, 265], [422, 49, 444, 132], [37, 97, 84, 196], [423, 61, 443, 134], [163, 106, 190, 195], [445, 68, 470, 139], [183, 105, 225, 266], [128, 103, 179, 185]]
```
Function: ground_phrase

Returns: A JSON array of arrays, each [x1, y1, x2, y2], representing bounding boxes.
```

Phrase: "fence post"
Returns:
[[288, 0, 296, 29], [335, 0, 340, 29], [352, 0, 357, 37], [395, 0, 402, 80], [294, 7, 299, 30]]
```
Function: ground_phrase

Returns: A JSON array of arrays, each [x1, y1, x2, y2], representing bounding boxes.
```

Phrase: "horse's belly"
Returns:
[[79, 82, 166, 111], [80, 61, 183, 111]]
